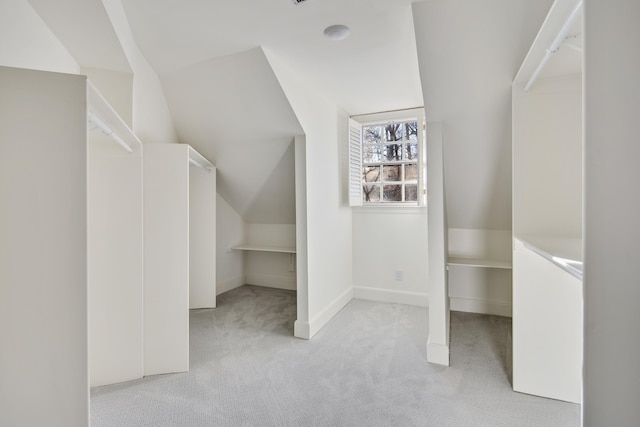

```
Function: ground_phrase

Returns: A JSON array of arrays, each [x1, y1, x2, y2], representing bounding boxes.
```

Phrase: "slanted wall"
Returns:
[[264, 47, 353, 339]]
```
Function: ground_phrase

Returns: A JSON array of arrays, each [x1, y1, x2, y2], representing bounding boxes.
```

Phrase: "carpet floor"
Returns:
[[91, 285, 580, 426]]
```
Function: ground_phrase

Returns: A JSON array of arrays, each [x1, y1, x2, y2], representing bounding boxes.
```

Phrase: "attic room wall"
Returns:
[[157, 48, 301, 297], [81, 66, 133, 127], [413, 0, 553, 232], [0, 0, 80, 73], [100, 0, 177, 143], [244, 223, 297, 291], [352, 208, 429, 306], [583, 0, 640, 424], [216, 194, 245, 295], [412, 0, 553, 315], [264, 47, 353, 339]]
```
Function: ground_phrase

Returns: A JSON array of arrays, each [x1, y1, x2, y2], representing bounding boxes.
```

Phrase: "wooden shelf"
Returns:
[[447, 257, 512, 269], [231, 244, 296, 254]]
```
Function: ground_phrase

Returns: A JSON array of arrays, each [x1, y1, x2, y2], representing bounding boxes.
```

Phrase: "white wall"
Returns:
[[583, 0, 640, 424], [101, 0, 177, 144], [0, 67, 88, 427], [159, 49, 302, 224], [352, 208, 428, 306], [264, 47, 353, 339], [82, 66, 133, 127], [447, 228, 512, 317], [412, 0, 553, 231], [0, 0, 80, 73], [245, 223, 296, 248], [513, 75, 582, 239], [244, 223, 296, 290], [216, 194, 246, 295]]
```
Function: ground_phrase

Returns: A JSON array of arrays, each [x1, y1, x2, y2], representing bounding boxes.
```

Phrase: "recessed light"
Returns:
[[324, 24, 350, 41]]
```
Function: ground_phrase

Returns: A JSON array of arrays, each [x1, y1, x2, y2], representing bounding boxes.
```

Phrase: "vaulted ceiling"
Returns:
[[160, 48, 302, 224], [121, 0, 424, 116], [124, 0, 424, 224], [23, 0, 557, 229], [26, 0, 424, 224]]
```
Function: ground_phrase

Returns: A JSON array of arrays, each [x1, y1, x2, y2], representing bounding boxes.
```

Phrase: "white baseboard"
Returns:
[[450, 297, 512, 317], [353, 286, 428, 307], [216, 275, 245, 295], [427, 337, 450, 366], [295, 287, 353, 340], [245, 273, 296, 290], [293, 320, 310, 340]]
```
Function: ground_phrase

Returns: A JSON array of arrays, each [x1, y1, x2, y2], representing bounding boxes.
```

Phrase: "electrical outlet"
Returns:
[[394, 270, 403, 281]]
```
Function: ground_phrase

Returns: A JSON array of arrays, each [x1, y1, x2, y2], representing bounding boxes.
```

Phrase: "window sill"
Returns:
[[352, 204, 427, 215]]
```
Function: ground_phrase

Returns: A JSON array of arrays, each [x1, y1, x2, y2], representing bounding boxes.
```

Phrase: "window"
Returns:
[[349, 110, 426, 207]]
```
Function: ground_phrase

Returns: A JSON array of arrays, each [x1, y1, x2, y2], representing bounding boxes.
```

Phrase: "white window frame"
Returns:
[[349, 108, 426, 207]]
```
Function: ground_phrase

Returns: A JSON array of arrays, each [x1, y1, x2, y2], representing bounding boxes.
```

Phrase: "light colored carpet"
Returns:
[[91, 285, 580, 426]]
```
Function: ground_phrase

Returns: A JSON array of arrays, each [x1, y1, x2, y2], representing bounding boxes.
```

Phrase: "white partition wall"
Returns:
[[144, 143, 216, 376], [0, 67, 89, 426], [426, 122, 450, 366], [189, 147, 217, 308], [583, 1, 640, 424], [144, 144, 190, 375], [87, 83, 144, 387]]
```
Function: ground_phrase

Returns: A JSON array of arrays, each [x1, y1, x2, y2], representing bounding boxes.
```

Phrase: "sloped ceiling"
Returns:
[[161, 48, 302, 224], [121, 0, 423, 116], [413, 0, 554, 230], [27, 0, 130, 72], [26, 0, 558, 228], [121, 0, 424, 224], [28, 0, 422, 223]]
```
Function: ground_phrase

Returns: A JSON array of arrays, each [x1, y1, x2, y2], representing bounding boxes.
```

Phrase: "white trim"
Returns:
[[427, 337, 450, 366], [231, 244, 296, 254], [351, 107, 425, 124], [297, 287, 353, 340], [348, 118, 363, 206], [245, 273, 296, 291], [450, 297, 512, 317], [294, 320, 310, 340], [447, 257, 512, 269], [352, 205, 427, 215], [353, 286, 428, 307], [216, 275, 245, 295]]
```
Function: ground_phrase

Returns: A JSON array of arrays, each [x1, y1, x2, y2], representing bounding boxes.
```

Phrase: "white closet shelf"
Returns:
[[231, 244, 296, 254], [447, 257, 512, 269]]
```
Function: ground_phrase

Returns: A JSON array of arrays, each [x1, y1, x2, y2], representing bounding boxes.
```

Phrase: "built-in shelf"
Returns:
[[231, 244, 296, 254], [447, 257, 512, 270]]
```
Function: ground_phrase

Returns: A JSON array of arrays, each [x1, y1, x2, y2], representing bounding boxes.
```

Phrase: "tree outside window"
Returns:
[[362, 119, 419, 204]]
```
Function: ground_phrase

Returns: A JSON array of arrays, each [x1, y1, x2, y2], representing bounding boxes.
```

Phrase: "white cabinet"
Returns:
[[0, 66, 149, 425], [87, 82, 144, 387], [143, 143, 216, 376], [511, 0, 584, 404], [513, 238, 582, 403]]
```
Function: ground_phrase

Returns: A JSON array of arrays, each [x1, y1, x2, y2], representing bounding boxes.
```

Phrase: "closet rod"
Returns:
[[188, 157, 212, 173], [524, 0, 583, 92], [87, 111, 133, 153]]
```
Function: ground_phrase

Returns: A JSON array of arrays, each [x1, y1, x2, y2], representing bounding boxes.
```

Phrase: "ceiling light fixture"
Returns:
[[324, 24, 350, 41]]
